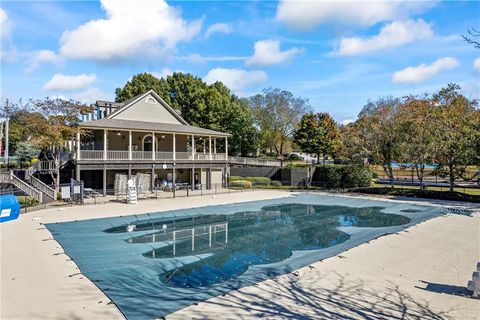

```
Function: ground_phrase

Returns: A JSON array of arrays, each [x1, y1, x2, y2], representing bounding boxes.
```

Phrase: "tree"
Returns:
[[249, 88, 311, 156], [430, 84, 479, 192], [15, 141, 40, 168], [463, 27, 480, 49], [395, 95, 436, 184], [115, 73, 170, 103], [27, 98, 87, 189], [294, 113, 340, 163], [353, 97, 401, 181], [115, 72, 259, 155]]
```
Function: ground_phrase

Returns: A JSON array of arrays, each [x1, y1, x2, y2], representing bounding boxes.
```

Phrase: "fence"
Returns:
[[0, 187, 37, 213]]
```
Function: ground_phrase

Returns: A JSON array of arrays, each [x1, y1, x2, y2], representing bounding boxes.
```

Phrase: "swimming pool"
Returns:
[[46, 193, 445, 319]]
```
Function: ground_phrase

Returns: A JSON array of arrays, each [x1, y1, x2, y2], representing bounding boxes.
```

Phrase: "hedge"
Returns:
[[229, 179, 252, 189], [312, 165, 372, 189], [229, 176, 271, 185]]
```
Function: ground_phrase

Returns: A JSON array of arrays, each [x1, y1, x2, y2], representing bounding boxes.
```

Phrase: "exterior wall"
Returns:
[[211, 169, 223, 185], [83, 130, 189, 152], [112, 93, 182, 124]]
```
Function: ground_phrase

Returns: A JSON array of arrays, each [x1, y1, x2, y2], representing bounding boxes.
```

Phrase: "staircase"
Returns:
[[0, 152, 71, 204]]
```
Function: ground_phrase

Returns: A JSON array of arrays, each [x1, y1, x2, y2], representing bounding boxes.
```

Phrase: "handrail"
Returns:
[[26, 174, 57, 200], [228, 156, 282, 167], [11, 173, 43, 203]]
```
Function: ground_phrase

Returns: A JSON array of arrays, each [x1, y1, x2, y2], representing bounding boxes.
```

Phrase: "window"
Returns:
[[145, 96, 157, 104]]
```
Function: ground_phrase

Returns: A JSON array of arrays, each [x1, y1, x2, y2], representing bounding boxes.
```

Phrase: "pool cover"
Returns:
[[46, 193, 446, 319]]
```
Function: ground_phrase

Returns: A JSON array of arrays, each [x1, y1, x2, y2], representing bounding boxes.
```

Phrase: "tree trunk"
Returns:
[[448, 163, 455, 193], [382, 164, 394, 184]]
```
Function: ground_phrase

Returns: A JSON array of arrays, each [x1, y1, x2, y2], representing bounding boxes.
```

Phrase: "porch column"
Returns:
[[208, 136, 212, 160], [103, 165, 107, 196], [151, 164, 155, 191], [191, 135, 195, 160], [173, 134, 176, 161], [225, 137, 228, 159], [128, 131, 132, 160], [203, 139, 206, 154], [76, 129, 81, 160], [152, 132, 155, 160], [76, 164, 81, 181], [214, 139, 217, 154], [103, 129, 108, 160], [191, 164, 195, 189]]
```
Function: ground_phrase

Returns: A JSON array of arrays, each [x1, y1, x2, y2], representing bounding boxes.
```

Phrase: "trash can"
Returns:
[[0, 194, 21, 223]]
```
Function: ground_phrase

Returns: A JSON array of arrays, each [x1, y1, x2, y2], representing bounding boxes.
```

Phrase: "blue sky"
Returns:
[[1, 0, 479, 123]]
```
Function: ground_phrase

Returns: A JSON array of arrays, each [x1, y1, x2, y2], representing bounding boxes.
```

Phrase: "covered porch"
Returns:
[[75, 128, 228, 161]]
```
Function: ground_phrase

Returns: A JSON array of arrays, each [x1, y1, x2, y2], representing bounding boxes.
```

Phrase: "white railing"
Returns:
[[132, 151, 152, 160], [155, 152, 173, 160], [80, 150, 104, 160], [176, 152, 190, 160], [107, 150, 129, 160], [78, 150, 229, 162], [10, 173, 43, 203], [229, 156, 282, 167], [26, 175, 57, 200]]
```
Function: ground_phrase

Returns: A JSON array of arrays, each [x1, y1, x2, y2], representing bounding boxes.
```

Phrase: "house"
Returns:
[[74, 90, 230, 195]]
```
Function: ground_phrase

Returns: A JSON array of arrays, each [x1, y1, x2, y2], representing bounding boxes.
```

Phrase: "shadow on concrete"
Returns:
[[183, 273, 456, 320], [416, 280, 472, 299]]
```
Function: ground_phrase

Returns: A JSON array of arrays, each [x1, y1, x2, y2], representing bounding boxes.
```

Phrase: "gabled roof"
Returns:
[[79, 118, 230, 137], [107, 90, 188, 125]]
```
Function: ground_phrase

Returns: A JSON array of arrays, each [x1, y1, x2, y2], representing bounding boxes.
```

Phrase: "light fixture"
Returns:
[[116, 132, 122, 136], [161, 135, 165, 139]]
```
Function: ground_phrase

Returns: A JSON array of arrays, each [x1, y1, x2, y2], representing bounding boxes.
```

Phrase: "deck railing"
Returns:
[[228, 156, 282, 167], [78, 150, 227, 161]]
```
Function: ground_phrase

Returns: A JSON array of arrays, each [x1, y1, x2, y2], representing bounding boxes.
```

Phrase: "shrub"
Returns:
[[229, 179, 252, 189], [248, 176, 271, 185], [288, 153, 303, 161], [342, 165, 373, 188], [229, 176, 243, 182], [312, 165, 373, 189], [271, 180, 282, 186]]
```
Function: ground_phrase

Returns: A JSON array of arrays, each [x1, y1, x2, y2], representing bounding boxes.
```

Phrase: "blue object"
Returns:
[[0, 194, 21, 223]]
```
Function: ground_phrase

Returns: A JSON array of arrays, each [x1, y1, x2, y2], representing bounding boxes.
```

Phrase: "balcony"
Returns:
[[77, 150, 227, 161]]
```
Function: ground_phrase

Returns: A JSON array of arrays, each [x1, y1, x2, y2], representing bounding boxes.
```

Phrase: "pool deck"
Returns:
[[1, 190, 479, 320]]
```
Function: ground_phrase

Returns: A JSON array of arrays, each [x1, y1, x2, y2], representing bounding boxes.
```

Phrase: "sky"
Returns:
[[1, 0, 479, 124]]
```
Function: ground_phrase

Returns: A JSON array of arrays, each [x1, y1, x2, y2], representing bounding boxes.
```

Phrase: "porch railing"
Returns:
[[78, 150, 227, 161]]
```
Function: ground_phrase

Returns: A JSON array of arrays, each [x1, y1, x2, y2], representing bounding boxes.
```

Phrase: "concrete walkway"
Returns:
[[1, 190, 478, 319]]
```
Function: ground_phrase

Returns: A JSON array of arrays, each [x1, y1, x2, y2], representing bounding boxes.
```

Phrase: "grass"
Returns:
[[371, 182, 480, 196]]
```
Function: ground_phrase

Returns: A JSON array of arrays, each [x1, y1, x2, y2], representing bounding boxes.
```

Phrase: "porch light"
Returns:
[[117, 132, 122, 136]]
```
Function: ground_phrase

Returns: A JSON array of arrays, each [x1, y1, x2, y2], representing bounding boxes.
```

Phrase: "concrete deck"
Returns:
[[1, 191, 478, 319]]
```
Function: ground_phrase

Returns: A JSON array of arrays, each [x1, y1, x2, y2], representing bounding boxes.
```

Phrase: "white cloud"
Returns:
[[43, 73, 97, 91], [392, 57, 459, 83], [276, 0, 437, 30], [150, 68, 182, 79], [1, 8, 16, 61], [203, 68, 267, 93], [59, 0, 202, 61], [474, 58, 480, 73], [246, 39, 303, 66], [337, 19, 433, 56], [0, 8, 12, 39], [74, 88, 110, 103], [25, 50, 64, 73], [341, 119, 355, 125], [205, 23, 231, 38]]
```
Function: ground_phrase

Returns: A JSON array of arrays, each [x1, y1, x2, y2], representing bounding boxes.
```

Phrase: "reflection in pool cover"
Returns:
[[45, 193, 446, 319]]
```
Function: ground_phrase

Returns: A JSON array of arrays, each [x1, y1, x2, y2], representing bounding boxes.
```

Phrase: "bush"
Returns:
[[271, 180, 283, 186], [229, 176, 243, 182], [248, 176, 271, 185], [312, 165, 372, 189], [229, 179, 252, 189], [288, 153, 303, 161]]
